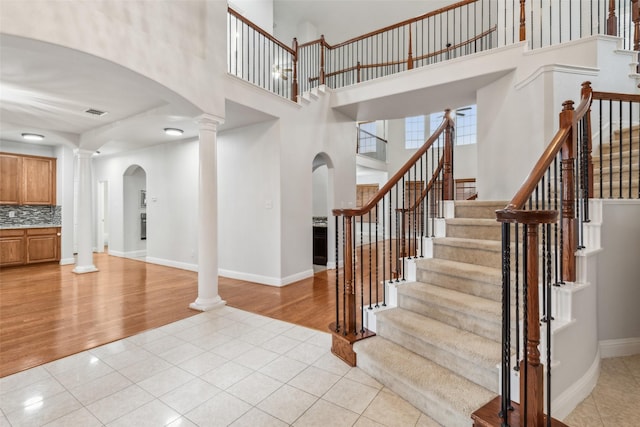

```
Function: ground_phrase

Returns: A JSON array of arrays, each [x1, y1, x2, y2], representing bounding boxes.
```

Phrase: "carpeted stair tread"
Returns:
[[416, 258, 501, 283], [399, 281, 501, 321], [355, 336, 496, 427], [433, 236, 501, 251], [376, 308, 501, 374], [445, 218, 501, 226]]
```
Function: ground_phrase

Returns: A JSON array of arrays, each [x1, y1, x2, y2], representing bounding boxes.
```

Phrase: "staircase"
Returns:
[[354, 201, 507, 427], [593, 124, 640, 198]]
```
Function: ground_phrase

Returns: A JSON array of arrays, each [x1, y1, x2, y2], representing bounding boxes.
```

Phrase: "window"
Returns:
[[405, 116, 425, 149], [428, 104, 477, 146]]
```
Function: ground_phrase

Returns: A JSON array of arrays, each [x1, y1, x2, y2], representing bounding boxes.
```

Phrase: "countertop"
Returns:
[[0, 224, 61, 230]]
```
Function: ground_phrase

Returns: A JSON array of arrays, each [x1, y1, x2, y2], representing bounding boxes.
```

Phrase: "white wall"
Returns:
[[93, 140, 199, 270], [597, 201, 640, 341], [231, 0, 274, 34]]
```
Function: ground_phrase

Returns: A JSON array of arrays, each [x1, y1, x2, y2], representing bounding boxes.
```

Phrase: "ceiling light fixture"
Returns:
[[21, 133, 44, 141], [164, 128, 184, 136]]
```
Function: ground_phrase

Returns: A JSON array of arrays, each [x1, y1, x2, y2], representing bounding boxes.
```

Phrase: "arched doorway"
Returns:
[[123, 165, 147, 259], [312, 153, 335, 270]]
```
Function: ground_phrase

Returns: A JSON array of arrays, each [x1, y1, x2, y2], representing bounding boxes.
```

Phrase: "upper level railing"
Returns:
[[357, 128, 388, 162], [228, 1, 640, 100], [329, 111, 455, 364]]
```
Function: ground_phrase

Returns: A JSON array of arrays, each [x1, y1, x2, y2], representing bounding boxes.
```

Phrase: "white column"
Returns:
[[190, 114, 226, 311], [73, 149, 98, 274]]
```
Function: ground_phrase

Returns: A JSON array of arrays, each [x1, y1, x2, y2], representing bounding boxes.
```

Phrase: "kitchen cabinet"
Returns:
[[0, 153, 56, 205], [0, 227, 61, 267], [0, 229, 26, 266]]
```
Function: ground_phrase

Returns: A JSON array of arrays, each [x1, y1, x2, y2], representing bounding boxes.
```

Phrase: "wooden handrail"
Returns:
[[228, 7, 295, 55], [592, 91, 640, 102], [504, 82, 593, 211], [334, 112, 454, 217], [412, 26, 498, 62]]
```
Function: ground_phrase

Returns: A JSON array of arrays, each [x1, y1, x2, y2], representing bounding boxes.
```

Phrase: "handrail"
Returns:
[[334, 113, 454, 217], [503, 84, 593, 211], [398, 156, 445, 213], [228, 7, 295, 55], [357, 128, 387, 143]]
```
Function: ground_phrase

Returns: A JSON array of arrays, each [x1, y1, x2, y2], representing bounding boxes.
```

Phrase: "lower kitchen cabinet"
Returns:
[[0, 227, 61, 267]]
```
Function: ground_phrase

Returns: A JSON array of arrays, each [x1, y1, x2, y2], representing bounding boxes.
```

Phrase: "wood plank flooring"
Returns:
[[0, 253, 346, 378]]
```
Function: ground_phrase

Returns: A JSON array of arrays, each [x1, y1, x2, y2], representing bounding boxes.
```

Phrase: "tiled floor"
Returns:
[[0, 306, 439, 427], [564, 354, 640, 426], [1, 304, 638, 427]]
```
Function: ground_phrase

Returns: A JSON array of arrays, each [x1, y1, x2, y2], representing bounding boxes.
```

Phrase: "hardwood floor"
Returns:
[[0, 252, 348, 378]]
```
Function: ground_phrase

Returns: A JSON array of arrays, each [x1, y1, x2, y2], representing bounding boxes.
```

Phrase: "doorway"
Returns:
[[123, 165, 147, 259]]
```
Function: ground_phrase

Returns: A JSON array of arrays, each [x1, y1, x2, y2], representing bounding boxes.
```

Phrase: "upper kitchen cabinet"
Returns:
[[0, 153, 56, 205]]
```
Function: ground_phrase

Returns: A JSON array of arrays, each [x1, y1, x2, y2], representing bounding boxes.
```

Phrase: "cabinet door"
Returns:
[[22, 157, 56, 205], [0, 236, 25, 266], [0, 154, 21, 204], [26, 234, 59, 263]]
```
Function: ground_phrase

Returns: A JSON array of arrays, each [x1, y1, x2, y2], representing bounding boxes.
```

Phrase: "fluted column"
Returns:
[[73, 149, 98, 274], [190, 114, 226, 311]]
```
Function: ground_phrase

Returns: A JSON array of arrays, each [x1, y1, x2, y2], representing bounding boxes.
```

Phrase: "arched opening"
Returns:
[[312, 152, 335, 271], [123, 165, 147, 259]]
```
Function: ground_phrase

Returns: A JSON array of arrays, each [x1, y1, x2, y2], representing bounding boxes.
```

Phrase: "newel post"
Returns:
[[519, 0, 527, 41], [343, 216, 356, 335], [560, 100, 577, 283], [443, 110, 455, 201], [608, 0, 618, 36], [581, 81, 594, 198], [292, 38, 299, 102], [320, 34, 326, 85]]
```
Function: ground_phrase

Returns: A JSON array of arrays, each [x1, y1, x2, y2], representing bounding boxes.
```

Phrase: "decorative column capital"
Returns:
[[197, 113, 225, 133], [74, 148, 96, 159]]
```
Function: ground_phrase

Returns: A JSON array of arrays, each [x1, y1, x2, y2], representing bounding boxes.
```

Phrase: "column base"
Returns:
[[189, 295, 226, 312], [72, 265, 99, 274]]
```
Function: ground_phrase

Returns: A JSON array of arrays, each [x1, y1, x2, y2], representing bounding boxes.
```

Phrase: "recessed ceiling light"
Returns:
[[164, 128, 184, 136], [21, 133, 44, 141]]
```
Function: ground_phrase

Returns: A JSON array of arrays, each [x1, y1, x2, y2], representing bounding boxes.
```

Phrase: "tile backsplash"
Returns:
[[0, 205, 62, 227]]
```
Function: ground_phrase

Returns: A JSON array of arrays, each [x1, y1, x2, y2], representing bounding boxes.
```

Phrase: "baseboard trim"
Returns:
[[59, 257, 75, 266], [145, 257, 198, 272], [219, 268, 314, 287], [599, 337, 640, 358], [553, 348, 601, 421]]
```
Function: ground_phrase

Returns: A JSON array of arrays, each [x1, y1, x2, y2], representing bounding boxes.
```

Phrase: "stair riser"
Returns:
[[355, 352, 472, 427], [398, 293, 501, 342], [596, 168, 640, 181], [416, 269, 501, 302], [446, 223, 502, 241], [593, 148, 639, 162], [433, 244, 502, 269], [377, 320, 500, 393], [455, 205, 506, 219]]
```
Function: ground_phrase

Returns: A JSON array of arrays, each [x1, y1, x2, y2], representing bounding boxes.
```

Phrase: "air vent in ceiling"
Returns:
[[85, 108, 108, 116]]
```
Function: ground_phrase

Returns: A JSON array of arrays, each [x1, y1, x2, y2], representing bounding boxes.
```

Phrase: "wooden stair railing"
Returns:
[[329, 111, 455, 366]]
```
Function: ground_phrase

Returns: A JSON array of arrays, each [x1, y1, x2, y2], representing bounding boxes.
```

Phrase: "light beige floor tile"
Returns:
[[118, 355, 173, 383], [166, 416, 198, 427], [415, 413, 443, 426], [226, 372, 283, 405], [259, 355, 309, 383], [211, 339, 256, 360], [125, 328, 168, 346], [137, 366, 195, 398], [180, 351, 229, 376], [562, 395, 603, 427], [101, 347, 154, 371], [353, 415, 386, 426], [293, 399, 359, 427], [234, 347, 279, 370], [289, 366, 342, 397], [305, 331, 332, 348], [361, 388, 421, 427], [200, 360, 254, 390], [258, 384, 318, 424], [69, 371, 132, 405], [0, 376, 65, 414], [322, 377, 380, 415], [107, 399, 181, 427], [229, 407, 288, 427], [185, 391, 251, 427], [192, 332, 235, 351], [286, 342, 327, 365], [238, 328, 279, 346], [283, 325, 318, 342], [42, 407, 102, 427], [159, 378, 221, 414], [51, 359, 114, 390], [621, 354, 640, 379], [313, 352, 351, 376], [0, 366, 51, 393], [158, 342, 205, 365], [261, 334, 302, 354], [86, 384, 154, 425], [5, 391, 82, 427]]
